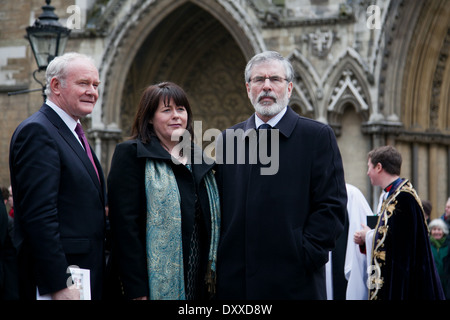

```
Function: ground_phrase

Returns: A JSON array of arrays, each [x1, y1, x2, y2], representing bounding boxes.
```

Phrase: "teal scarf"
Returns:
[[145, 159, 220, 300]]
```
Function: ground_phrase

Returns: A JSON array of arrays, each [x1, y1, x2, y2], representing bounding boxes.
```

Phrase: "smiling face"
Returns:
[[431, 226, 444, 240], [246, 60, 293, 121], [49, 57, 100, 121], [151, 97, 188, 148]]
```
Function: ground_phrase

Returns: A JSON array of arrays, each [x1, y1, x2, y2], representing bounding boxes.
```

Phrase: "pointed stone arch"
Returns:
[[401, 0, 450, 132], [91, 0, 267, 171], [323, 49, 372, 134], [98, 0, 265, 132], [288, 50, 318, 119]]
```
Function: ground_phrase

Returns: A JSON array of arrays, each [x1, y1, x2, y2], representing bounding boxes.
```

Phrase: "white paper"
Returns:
[[69, 266, 91, 300], [36, 267, 91, 300]]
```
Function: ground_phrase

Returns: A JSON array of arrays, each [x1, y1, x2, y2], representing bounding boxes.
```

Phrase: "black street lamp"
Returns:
[[8, 0, 71, 101], [27, 0, 71, 71]]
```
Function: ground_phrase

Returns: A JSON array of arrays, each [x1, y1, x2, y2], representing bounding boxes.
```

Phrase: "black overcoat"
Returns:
[[215, 107, 347, 299]]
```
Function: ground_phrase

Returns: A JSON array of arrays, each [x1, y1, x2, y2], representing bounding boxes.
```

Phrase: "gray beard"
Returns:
[[253, 92, 289, 117]]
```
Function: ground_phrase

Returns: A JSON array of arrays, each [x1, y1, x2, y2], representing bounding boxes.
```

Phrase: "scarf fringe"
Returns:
[[205, 260, 217, 295]]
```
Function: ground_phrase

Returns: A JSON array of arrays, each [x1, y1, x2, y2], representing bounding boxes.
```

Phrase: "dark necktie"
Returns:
[[258, 123, 272, 130], [75, 123, 100, 181], [257, 123, 273, 157], [257, 123, 272, 139]]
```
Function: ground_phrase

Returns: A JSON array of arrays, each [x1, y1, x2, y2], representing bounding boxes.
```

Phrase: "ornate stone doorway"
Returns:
[[98, 0, 263, 171], [117, 2, 253, 139]]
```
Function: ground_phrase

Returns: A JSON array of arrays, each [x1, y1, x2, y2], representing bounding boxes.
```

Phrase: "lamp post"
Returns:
[[8, 0, 71, 102]]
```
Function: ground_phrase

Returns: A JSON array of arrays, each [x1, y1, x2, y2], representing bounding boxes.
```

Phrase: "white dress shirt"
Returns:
[[46, 99, 84, 149], [254, 106, 287, 129]]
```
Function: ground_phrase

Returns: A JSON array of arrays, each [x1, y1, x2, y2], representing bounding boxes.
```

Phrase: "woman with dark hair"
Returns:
[[107, 82, 220, 300]]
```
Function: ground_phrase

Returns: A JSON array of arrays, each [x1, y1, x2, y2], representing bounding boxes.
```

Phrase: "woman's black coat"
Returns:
[[107, 138, 215, 299]]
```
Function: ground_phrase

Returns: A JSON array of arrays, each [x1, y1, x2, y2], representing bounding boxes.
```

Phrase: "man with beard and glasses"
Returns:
[[215, 51, 347, 299]]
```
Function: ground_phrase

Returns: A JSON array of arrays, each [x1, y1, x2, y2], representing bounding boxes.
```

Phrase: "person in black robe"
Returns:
[[365, 145, 444, 300]]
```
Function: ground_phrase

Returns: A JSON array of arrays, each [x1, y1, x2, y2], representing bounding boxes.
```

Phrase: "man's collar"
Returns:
[[243, 106, 297, 138], [384, 177, 403, 194], [45, 99, 79, 132], [254, 106, 287, 128]]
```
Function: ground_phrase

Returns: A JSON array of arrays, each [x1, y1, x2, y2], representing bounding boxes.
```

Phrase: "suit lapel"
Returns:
[[40, 104, 103, 192]]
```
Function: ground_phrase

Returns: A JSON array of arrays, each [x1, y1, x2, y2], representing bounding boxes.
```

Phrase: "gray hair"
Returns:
[[429, 218, 449, 235], [45, 52, 96, 97], [244, 51, 294, 83]]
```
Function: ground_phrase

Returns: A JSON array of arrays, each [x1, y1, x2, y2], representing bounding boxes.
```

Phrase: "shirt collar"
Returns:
[[46, 99, 79, 132], [384, 177, 403, 195], [46, 99, 83, 147], [255, 106, 287, 129]]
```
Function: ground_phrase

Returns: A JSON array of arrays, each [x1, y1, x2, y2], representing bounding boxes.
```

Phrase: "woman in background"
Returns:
[[429, 218, 450, 299]]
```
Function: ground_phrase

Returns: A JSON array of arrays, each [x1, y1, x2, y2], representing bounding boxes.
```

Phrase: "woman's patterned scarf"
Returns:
[[144, 159, 220, 299]]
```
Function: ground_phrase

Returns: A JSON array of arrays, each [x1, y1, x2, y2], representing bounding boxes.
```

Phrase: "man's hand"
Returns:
[[354, 224, 371, 245], [51, 285, 81, 300]]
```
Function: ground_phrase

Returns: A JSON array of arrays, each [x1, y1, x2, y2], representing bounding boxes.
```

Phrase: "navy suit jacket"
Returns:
[[216, 106, 347, 299], [9, 104, 106, 299]]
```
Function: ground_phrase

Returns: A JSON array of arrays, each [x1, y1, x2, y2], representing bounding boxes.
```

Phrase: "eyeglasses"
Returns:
[[248, 76, 288, 86]]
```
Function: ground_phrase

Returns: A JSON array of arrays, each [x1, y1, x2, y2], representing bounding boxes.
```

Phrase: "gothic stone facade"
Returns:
[[1, 0, 449, 217]]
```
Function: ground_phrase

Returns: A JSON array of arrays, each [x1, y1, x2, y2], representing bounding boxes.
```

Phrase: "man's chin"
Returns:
[[254, 103, 283, 117], [77, 105, 95, 118]]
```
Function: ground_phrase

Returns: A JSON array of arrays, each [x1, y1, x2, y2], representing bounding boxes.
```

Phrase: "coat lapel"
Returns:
[[274, 106, 299, 138]]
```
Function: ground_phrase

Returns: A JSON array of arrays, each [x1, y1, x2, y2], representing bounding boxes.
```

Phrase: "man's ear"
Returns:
[[50, 77, 61, 95], [376, 162, 383, 172], [287, 81, 293, 98]]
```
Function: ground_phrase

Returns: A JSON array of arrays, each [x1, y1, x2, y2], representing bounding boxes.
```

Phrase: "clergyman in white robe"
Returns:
[[344, 184, 374, 300]]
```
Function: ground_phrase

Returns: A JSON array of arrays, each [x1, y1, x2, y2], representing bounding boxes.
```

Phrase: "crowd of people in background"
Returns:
[[1, 50, 448, 301]]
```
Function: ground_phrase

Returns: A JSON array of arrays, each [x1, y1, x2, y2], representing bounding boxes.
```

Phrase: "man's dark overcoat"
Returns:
[[215, 106, 347, 299]]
